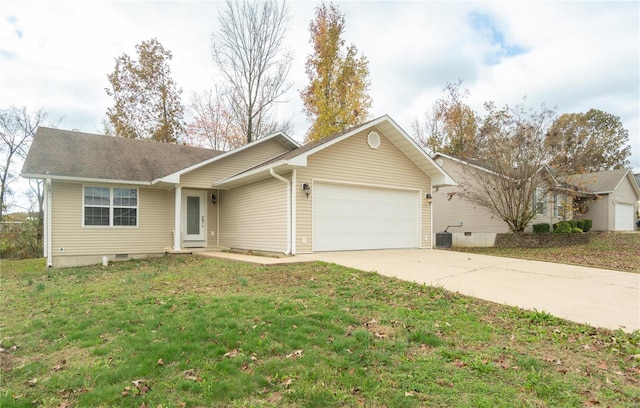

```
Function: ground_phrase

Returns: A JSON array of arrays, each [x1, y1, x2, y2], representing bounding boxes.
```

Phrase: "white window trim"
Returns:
[[534, 188, 547, 216], [82, 185, 139, 228]]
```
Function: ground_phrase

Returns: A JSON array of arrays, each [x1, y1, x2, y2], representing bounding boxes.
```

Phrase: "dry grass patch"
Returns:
[[454, 232, 640, 272]]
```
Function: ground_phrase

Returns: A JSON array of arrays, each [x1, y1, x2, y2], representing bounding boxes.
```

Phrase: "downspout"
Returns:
[[173, 186, 182, 250], [269, 168, 291, 255], [291, 170, 297, 255], [216, 189, 220, 247], [45, 178, 52, 267]]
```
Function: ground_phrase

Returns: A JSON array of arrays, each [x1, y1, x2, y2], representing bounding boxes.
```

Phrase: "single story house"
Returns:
[[431, 153, 640, 246], [567, 168, 640, 231], [430, 153, 579, 247], [21, 115, 455, 267]]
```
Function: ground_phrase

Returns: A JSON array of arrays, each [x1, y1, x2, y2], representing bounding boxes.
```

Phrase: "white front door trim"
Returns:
[[182, 189, 207, 246]]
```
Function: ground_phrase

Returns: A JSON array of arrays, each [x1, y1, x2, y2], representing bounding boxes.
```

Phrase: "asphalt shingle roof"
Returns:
[[22, 127, 223, 182], [565, 168, 631, 193]]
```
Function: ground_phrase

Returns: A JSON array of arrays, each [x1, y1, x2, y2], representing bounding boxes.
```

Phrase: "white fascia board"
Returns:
[[20, 173, 152, 186], [286, 155, 307, 166], [161, 133, 301, 182], [213, 160, 289, 187], [377, 118, 457, 186], [153, 173, 180, 184], [431, 173, 457, 188], [214, 157, 307, 188], [615, 170, 640, 198]]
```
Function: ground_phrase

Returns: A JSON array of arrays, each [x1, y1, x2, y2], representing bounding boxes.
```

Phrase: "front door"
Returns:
[[182, 190, 206, 245]]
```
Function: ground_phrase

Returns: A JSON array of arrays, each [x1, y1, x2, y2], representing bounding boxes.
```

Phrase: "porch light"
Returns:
[[211, 194, 217, 204], [302, 183, 311, 198], [425, 193, 432, 203]]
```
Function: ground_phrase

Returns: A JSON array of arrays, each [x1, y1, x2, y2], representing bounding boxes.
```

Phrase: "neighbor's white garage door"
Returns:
[[614, 203, 634, 231], [313, 183, 420, 251]]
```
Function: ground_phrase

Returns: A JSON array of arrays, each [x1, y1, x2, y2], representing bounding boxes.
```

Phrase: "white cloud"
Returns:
[[1, 0, 638, 210]]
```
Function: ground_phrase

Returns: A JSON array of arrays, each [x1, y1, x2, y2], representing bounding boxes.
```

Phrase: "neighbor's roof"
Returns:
[[565, 168, 640, 196], [21, 127, 223, 183], [215, 115, 456, 189]]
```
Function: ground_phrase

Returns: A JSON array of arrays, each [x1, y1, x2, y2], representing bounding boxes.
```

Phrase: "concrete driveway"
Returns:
[[298, 249, 640, 333]]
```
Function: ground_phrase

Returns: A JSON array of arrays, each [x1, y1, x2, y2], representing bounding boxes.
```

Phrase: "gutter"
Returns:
[[269, 168, 291, 255]]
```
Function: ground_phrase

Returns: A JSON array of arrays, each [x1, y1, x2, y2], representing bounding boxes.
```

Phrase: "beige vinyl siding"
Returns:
[[181, 138, 290, 188], [577, 195, 609, 231], [295, 127, 431, 253], [576, 177, 639, 231], [207, 189, 221, 249], [219, 176, 288, 253], [614, 177, 640, 229], [51, 181, 174, 260], [433, 157, 510, 234]]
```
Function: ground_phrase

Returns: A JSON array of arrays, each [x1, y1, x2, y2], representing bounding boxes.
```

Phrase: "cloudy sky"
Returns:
[[1, 0, 639, 207]]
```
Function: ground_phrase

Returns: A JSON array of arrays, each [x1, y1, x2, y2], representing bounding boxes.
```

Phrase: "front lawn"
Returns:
[[453, 232, 640, 273], [1, 256, 639, 407]]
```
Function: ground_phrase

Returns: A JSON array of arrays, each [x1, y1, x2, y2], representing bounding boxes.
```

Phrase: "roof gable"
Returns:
[[565, 168, 640, 197], [215, 115, 456, 189]]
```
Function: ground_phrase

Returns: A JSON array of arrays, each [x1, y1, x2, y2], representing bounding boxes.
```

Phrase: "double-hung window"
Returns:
[[553, 194, 561, 218], [534, 188, 547, 216], [84, 186, 138, 226]]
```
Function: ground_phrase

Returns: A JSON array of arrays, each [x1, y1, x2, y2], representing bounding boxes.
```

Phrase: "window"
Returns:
[[84, 186, 137, 226], [534, 188, 547, 216], [554, 194, 563, 218]]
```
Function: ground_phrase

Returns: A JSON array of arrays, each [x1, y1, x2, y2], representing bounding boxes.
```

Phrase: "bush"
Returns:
[[532, 223, 550, 233], [553, 221, 572, 233], [0, 219, 43, 259], [571, 227, 583, 233], [568, 220, 578, 229], [582, 219, 592, 232], [575, 220, 585, 231]]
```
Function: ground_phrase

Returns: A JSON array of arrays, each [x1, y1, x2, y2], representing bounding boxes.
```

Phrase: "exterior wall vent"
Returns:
[[367, 131, 381, 149]]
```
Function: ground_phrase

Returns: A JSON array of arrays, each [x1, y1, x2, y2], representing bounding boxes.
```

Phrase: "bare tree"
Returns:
[[185, 87, 244, 150], [211, 0, 293, 144], [458, 102, 556, 233], [0, 106, 48, 222]]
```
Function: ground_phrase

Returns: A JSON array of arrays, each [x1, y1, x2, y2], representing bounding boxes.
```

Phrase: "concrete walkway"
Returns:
[[199, 249, 640, 333]]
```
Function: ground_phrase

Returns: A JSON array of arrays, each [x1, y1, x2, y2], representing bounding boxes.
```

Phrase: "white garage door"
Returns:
[[614, 203, 634, 231], [313, 183, 420, 251]]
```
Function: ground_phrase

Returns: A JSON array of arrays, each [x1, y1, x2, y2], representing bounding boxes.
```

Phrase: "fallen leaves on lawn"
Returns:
[[224, 348, 239, 358], [286, 349, 303, 359], [183, 369, 202, 382], [123, 379, 151, 397]]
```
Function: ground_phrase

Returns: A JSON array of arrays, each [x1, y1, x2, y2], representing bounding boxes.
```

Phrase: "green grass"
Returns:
[[1, 255, 639, 407], [453, 232, 640, 273]]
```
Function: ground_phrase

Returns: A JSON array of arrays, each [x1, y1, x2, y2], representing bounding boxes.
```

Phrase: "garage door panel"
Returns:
[[313, 183, 420, 251], [614, 203, 634, 231]]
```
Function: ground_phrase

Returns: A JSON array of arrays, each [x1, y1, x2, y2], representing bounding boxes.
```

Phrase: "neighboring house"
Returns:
[[566, 169, 640, 231], [431, 153, 581, 247], [21, 115, 455, 267]]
